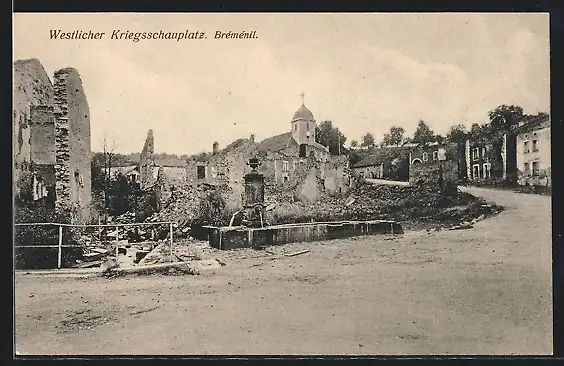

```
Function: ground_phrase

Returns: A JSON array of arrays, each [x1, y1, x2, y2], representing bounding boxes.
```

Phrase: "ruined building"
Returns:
[[186, 95, 352, 209], [13, 59, 92, 223], [138, 129, 158, 188]]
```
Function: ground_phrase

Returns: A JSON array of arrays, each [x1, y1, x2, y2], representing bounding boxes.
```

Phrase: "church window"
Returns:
[[306, 123, 309, 130], [422, 152, 428, 162], [283, 161, 289, 172]]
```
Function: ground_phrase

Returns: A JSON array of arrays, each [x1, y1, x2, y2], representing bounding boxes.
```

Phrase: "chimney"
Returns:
[[212, 141, 219, 154]]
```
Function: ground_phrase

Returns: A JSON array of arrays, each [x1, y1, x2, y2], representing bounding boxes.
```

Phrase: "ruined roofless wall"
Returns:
[[139, 130, 155, 188], [53, 68, 92, 223], [13, 59, 55, 199]]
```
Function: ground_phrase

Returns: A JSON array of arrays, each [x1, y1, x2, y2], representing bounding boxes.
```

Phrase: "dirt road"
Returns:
[[14, 187, 552, 355]]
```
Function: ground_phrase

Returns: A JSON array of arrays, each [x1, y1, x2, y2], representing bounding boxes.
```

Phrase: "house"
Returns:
[[514, 115, 551, 187], [464, 131, 516, 184], [409, 141, 444, 165], [464, 139, 493, 182], [109, 165, 141, 184], [13, 59, 92, 223], [352, 145, 412, 181], [352, 156, 384, 179], [408, 142, 459, 187], [186, 96, 352, 209]]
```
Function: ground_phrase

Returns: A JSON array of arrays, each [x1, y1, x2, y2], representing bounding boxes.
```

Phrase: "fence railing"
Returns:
[[14, 221, 175, 269]]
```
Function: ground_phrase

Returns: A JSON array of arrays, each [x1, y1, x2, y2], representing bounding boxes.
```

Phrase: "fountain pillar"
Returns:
[[242, 157, 266, 228]]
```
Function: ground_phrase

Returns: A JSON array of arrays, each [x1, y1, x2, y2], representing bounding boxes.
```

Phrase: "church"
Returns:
[[255, 93, 331, 164], [185, 94, 351, 208]]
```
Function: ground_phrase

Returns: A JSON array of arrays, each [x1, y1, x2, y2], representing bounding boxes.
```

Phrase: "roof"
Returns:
[[311, 141, 329, 151], [352, 147, 411, 168], [256, 132, 298, 152], [353, 155, 385, 168], [513, 115, 550, 135], [292, 103, 315, 121]]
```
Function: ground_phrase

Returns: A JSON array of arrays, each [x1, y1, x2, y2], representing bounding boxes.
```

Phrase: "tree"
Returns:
[[412, 120, 435, 144], [488, 104, 524, 133], [350, 140, 358, 148], [446, 124, 468, 181], [99, 134, 121, 219], [446, 124, 467, 144], [348, 150, 363, 166], [360, 133, 375, 148], [315, 120, 347, 155], [381, 126, 405, 147], [485, 105, 525, 182]]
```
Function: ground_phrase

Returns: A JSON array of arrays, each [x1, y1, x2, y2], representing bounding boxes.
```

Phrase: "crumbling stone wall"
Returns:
[[139, 130, 156, 188], [409, 160, 458, 189], [295, 165, 324, 203], [52, 68, 92, 223], [29, 106, 56, 165], [13, 59, 54, 200], [323, 155, 352, 195], [13, 59, 92, 223], [185, 138, 257, 211]]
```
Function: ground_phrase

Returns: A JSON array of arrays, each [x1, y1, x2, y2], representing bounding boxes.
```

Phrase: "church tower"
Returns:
[[291, 92, 316, 146]]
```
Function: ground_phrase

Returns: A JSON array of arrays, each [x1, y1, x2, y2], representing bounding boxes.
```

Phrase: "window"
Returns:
[[532, 161, 540, 176], [306, 123, 309, 130], [432, 151, 438, 161], [197, 165, 206, 179], [524, 162, 530, 175], [472, 147, 479, 161], [422, 152, 428, 162], [294, 124, 297, 131], [293, 161, 297, 171], [482, 147, 486, 157], [299, 144, 307, 158], [472, 164, 480, 180], [532, 139, 539, 152], [283, 175, 289, 183], [283, 161, 289, 172], [483, 163, 490, 179], [524, 141, 530, 153], [33, 175, 47, 201]]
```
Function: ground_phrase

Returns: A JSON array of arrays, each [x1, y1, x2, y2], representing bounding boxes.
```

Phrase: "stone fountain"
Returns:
[[205, 156, 403, 250], [241, 156, 266, 228]]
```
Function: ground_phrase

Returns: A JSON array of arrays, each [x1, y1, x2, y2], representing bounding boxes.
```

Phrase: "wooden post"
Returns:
[[169, 223, 173, 262], [57, 225, 63, 269], [115, 225, 119, 257]]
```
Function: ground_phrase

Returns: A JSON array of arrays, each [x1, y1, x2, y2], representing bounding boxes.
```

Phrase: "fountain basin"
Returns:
[[203, 220, 403, 250]]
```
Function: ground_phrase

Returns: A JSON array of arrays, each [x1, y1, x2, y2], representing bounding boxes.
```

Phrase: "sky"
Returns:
[[13, 13, 550, 155]]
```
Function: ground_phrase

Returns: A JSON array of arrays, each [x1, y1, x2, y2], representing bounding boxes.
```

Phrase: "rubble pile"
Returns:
[[265, 181, 502, 230], [145, 182, 232, 229]]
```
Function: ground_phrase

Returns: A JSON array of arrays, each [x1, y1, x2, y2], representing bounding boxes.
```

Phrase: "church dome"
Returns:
[[292, 103, 315, 121]]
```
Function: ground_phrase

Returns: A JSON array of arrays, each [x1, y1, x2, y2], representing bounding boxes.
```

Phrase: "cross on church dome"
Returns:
[[292, 92, 314, 121]]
